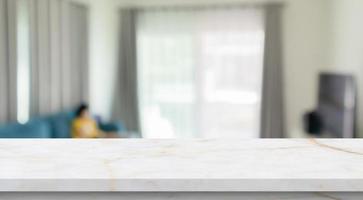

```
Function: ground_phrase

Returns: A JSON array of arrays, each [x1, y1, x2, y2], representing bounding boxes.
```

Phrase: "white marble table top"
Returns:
[[0, 139, 363, 192]]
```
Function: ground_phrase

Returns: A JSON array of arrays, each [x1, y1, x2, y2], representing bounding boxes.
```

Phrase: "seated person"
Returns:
[[72, 104, 118, 138]]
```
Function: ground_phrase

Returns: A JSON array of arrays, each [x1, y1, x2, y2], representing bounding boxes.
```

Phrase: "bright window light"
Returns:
[[137, 8, 265, 138], [17, 0, 30, 124]]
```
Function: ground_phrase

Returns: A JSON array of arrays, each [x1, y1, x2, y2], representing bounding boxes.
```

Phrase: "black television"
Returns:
[[317, 73, 357, 138]]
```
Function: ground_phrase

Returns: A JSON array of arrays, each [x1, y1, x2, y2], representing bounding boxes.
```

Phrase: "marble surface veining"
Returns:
[[0, 139, 363, 191]]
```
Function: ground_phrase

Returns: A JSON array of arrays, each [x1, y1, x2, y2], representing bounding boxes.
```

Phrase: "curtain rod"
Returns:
[[120, 2, 285, 12]]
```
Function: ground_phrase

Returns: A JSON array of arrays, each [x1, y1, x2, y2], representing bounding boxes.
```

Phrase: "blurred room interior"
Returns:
[[0, 0, 361, 139]]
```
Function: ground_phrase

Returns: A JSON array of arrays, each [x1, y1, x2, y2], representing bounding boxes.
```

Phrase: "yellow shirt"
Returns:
[[72, 117, 100, 138]]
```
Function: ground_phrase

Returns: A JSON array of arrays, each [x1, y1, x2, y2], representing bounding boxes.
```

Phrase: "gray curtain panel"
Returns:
[[29, 0, 89, 116], [31, 0, 52, 115], [0, 0, 89, 122], [69, 2, 89, 107], [0, 0, 17, 123], [0, 0, 9, 123], [260, 4, 285, 138], [112, 9, 141, 134]]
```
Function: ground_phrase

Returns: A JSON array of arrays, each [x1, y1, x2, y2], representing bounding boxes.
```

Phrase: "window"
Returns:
[[137, 7, 265, 138]]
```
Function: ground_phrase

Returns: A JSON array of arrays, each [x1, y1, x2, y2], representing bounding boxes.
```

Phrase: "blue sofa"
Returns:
[[0, 111, 125, 138]]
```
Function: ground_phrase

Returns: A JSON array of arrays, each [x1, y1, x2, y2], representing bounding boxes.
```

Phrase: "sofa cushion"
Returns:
[[0, 120, 51, 138], [47, 111, 76, 138], [99, 122, 125, 133]]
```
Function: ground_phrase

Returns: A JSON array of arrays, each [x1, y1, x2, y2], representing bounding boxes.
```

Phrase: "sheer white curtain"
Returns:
[[137, 7, 265, 138]]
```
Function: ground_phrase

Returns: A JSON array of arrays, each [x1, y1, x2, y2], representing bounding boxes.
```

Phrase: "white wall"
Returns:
[[72, 0, 120, 120], [328, 0, 363, 137], [282, 0, 330, 137], [88, 0, 120, 120]]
